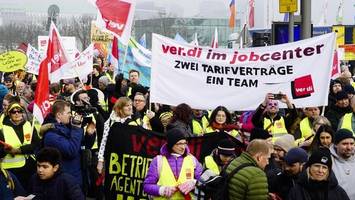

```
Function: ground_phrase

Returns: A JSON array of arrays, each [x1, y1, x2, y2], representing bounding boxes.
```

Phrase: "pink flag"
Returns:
[[248, 0, 255, 28], [109, 36, 119, 76], [94, 0, 136, 45], [331, 50, 340, 78], [211, 28, 218, 48]]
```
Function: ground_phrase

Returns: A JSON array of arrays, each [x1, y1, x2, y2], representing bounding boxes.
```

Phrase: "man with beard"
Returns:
[[330, 129, 355, 199], [268, 147, 308, 200]]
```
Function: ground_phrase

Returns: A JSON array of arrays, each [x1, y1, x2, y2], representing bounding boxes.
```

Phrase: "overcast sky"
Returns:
[[1, 0, 354, 28]]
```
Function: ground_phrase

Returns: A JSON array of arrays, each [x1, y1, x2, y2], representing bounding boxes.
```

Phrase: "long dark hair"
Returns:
[[170, 103, 193, 125], [309, 125, 334, 152], [208, 106, 232, 126]]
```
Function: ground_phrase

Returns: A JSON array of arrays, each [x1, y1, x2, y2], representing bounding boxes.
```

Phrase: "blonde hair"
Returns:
[[113, 97, 132, 117], [246, 139, 271, 156]]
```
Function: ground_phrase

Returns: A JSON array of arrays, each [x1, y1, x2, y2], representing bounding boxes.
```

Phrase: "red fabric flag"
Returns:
[[33, 22, 59, 124], [94, 0, 136, 45], [248, 0, 255, 28], [229, 0, 236, 28]]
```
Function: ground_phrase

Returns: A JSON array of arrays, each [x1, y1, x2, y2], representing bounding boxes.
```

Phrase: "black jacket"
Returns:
[[288, 169, 349, 200], [267, 168, 298, 200], [29, 170, 84, 200]]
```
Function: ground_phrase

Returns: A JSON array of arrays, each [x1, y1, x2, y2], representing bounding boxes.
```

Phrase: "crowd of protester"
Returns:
[[1, 57, 355, 200]]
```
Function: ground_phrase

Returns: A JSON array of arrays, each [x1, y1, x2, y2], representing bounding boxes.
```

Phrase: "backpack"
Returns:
[[196, 163, 253, 200]]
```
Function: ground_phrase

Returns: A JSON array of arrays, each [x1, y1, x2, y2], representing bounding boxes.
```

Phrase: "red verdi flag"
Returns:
[[93, 0, 136, 45], [33, 22, 59, 124]]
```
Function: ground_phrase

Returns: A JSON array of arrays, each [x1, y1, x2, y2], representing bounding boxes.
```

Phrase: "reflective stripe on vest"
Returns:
[[192, 116, 209, 135], [263, 117, 288, 136], [154, 155, 194, 200], [2, 122, 33, 169], [204, 156, 219, 174], [341, 113, 354, 133], [300, 117, 313, 139]]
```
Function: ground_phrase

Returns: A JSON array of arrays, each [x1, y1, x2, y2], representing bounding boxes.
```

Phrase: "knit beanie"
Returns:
[[284, 147, 308, 165], [217, 139, 236, 155], [335, 91, 348, 101], [307, 148, 332, 169], [166, 128, 186, 150], [333, 129, 354, 144], [274, 134, 295, 152]]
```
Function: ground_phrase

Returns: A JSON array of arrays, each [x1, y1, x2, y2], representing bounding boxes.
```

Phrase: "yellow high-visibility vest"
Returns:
[[263, 117, 288, 137], [300, 117, 313, 139], [341, 113, 354, 134], [2, 122, 33, 169], [154, 155, 194, 200], [204, 155, 219, 174], [0, 113, 5, 129], [192, 116, 209, 135], [205, 126, 239, 137]]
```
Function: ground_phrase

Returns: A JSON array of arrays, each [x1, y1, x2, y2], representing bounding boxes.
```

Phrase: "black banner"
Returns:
[[104, 124, 243, 200]]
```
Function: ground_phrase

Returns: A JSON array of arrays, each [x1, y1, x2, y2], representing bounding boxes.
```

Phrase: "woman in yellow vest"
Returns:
[[0, 103, 39, 190], [205, 106, 240, 137], [144, 128, 203, 199]]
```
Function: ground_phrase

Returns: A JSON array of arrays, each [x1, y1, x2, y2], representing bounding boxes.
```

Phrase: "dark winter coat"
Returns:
[[288, 169, 349, 200], [28, 169, 84, 200]]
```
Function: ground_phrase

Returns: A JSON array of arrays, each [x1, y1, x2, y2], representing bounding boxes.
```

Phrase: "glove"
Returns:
[[178, 180, 196, 195], [159, 186, 177, 197]]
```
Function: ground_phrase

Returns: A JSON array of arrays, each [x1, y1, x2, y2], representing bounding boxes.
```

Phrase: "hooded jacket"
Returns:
[[329, 144, 355, 200], [143, 144, 203, 197], [288, 169, 349, 200]]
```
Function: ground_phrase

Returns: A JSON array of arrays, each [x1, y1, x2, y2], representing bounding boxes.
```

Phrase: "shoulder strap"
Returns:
[[157, 155, 162, 175], [226, 163, 254, 182]]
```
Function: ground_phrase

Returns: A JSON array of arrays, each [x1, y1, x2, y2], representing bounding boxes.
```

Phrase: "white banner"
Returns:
[[38, 36, 78, 60], [151, 33, 336, 111], [25, 44, 42, 75], [55, 44, 94, 80]]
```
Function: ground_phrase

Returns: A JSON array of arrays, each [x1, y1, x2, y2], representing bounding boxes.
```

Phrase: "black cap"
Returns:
[[217, 139, 236, 155], [307, 148, 332, 169], [334, 129, 354, 144], [343, 84, 355, 95], [166, 128, 186, 150], [335, 91, 348, 101]]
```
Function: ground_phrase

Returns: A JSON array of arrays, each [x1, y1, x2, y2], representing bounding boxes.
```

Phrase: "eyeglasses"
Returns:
[[10, 110, 24, 114], [134, 99, 145, 102], [268, 103, 278, 107]]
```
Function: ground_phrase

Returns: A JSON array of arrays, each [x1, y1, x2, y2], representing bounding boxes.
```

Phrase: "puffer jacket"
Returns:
[[288, 169, 349, 200], [329, 144, 355, 200], [226, 152, 268, 200], [143, 144, 203, 197]]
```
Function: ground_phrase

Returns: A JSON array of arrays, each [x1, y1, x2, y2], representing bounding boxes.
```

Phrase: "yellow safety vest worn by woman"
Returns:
[[154, 155, 195, 200], [2, 121, 33, 169]]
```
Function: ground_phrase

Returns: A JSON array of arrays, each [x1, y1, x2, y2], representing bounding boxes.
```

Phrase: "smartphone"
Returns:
[[273, 93, 283, 100]]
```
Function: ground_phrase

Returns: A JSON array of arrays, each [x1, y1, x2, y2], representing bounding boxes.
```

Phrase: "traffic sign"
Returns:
[[279, 0, 298, 13]]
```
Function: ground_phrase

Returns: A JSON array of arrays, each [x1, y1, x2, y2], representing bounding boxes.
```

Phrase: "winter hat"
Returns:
[[217, 139, 236, 155], [307, 148, 332, 169], [343, 84, 355, 95], [274, 134, 295, 152], [284, 147, 308, 165], [166, 128, 186, 150], [335, 91, 348, 101], [333, 129, 355, 144]]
